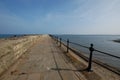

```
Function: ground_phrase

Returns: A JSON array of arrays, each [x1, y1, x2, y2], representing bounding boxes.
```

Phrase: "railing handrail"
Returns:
[[94, 49, 120, 59], [69, 41, 89, 49], [58, 37, 120, 60]]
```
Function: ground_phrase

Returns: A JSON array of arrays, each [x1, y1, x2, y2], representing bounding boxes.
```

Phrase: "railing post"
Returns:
[[60, 38, 62, 47], [87, 43, 94, 72], [67, 39, 69, 53]]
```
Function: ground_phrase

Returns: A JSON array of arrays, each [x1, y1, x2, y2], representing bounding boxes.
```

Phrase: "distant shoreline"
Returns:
[[113, 39, 120, 43]]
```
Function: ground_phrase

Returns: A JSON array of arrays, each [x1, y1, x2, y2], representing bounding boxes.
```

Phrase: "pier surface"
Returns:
[[0, 35, 120, 80]]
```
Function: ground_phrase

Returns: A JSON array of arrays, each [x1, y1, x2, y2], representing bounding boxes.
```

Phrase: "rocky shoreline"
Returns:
[[113, 39, 120, 43]]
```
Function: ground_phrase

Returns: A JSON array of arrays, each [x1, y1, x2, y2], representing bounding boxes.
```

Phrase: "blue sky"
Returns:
[[0, 0, 120, 34]]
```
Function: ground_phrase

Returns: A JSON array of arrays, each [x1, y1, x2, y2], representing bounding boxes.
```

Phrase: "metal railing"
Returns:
[[49, 35, 120, 74]]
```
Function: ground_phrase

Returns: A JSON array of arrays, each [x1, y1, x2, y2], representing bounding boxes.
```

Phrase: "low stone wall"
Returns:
[[0, 35, 41, 76]]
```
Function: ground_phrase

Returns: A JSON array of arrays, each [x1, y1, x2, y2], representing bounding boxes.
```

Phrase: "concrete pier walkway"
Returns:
[[0, 35, 120, 80]]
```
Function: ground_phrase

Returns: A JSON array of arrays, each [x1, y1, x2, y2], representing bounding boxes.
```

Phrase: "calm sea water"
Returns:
[[57, 35, 120, 69], [0, 34, 25, 38]]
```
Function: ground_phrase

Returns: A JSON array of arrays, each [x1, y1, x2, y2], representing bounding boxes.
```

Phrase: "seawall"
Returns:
[[0, 35, 41, 76]]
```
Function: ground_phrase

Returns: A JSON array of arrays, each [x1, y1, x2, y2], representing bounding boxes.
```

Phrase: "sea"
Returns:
[[0, 34, 24, 38], [56, 35, 120, 70]]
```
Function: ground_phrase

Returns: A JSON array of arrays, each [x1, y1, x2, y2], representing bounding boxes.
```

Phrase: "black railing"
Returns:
[[49, 35, 120, 74], [69, 41, 120, 59]]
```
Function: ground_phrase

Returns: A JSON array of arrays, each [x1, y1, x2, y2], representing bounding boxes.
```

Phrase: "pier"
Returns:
[[0, 35, 120, 80]]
